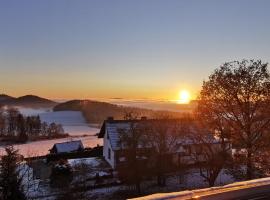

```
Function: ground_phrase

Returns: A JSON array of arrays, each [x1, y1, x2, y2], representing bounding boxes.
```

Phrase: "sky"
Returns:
[[0, 0, 270, 101]]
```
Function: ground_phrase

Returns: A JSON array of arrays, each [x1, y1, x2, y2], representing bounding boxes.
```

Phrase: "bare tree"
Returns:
[[187, 123, 229, 187], [197, 59, 270, 179], [117, 112, 149, 194], [0, 107, 6, 136], [6, 107, 19, 136], [145, 116, 185, 186]]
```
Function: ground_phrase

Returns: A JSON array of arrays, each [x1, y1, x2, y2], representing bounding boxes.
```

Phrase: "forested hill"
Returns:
[[0, 94, 57, 108], [53, 100, 186, 124]]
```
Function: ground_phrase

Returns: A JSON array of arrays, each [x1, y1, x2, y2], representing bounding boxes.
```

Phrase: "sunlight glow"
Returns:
[[178, 90, 190, 104]]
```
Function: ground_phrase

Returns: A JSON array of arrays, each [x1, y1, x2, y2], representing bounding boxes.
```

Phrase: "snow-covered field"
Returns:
[[0, 135, 102, 157], [19, 108, 99, 136], [0, 108, 103, 157]]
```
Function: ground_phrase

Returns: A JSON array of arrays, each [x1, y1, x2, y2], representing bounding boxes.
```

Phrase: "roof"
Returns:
[[98, 119, 183, 138], [51, 140, 84, 153], [99, 119, 225, 151], [106, 122, 132, 150]]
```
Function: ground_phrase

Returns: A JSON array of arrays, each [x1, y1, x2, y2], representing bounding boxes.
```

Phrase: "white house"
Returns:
[[98, 117, 231, 169]]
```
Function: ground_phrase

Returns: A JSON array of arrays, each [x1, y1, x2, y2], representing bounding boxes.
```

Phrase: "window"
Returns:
[[108, 148, 111, 160]]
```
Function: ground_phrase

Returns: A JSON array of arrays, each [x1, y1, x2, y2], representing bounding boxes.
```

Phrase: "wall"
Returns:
[[103, 129, 116, 169]]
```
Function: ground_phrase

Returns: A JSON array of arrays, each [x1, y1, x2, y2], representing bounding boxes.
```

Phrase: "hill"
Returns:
[[0, 94, 57, 108], [53, 100, 187, 124], [0, 94, 15, 102]]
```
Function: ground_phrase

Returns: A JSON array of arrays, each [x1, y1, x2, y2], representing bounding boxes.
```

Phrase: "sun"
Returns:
[[178, 90, 190, 104]]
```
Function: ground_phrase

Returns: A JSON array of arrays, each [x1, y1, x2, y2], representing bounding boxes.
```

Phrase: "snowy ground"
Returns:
[[19, 108, 99, 136], [28, 167, 235, 200], [84, 168, 235, 200], [0, 135, 102, 157], [68, 157, 112, 179], [0, 108, 103, 157], [68, 157, 102, 168]]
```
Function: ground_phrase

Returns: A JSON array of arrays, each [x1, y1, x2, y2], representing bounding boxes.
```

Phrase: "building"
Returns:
[[49, 140, 84, 154], [98, 117, 231, 169]]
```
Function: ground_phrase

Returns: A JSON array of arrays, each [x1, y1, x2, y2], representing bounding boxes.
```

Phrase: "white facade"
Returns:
[[99, 119, 232, 170], [103, 129, 116, 169]]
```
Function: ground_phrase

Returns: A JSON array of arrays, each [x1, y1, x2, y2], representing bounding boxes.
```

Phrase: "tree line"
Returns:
[[0, 107, 65, 143]]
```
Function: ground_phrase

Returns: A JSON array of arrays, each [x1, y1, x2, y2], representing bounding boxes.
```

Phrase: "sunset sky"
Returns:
[[0, 0, 270, 101]]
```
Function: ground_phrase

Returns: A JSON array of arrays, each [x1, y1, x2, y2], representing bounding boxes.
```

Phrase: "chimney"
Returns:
[[141, 116, 147, 120], [107, 116, 114, 121]]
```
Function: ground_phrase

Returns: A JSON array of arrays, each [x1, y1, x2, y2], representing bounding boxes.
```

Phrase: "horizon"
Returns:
[[1, 0, 270, 101], [0, 93, 198, 105]]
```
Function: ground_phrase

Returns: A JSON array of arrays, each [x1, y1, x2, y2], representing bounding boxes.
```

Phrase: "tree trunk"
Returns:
[[136, 182, 141, 194], [209, 178, 215, 187], [246, 149, 253, 180]]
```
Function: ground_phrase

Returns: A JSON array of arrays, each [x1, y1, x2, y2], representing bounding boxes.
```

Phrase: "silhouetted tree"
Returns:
[[197, 59, 270, 180], [50, 159, 73, 188], [16, 114, 28, 143], [47, 123, 64, 137], [117, 112, 148, 194], [0, 108, 6, 136], [187, 122, 230, 187], [6, 107, 19, 136], [40, 122, 48, 136], [0, 146, 26, 200], [146, 116, 184, 186]]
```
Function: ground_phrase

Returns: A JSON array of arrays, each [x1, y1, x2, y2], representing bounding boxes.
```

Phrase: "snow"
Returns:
[[19, 108, 98, 136], [68, 157, 111, 179], [18, 162, 42, 198], [39, 111, 99, 136], [68, 157, 101, 168], [53, 140, 84, 153], [0, 108, 103, 157], [0, 135, 102, 157]]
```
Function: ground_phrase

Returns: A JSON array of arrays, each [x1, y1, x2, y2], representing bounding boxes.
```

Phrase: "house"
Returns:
[[98, 117, 152, 169], [98, 117, 231, 169], [49, 140, 84, 154]]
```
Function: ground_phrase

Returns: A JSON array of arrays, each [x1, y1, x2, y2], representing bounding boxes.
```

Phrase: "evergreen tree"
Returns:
[[0, 146, 26, 200]]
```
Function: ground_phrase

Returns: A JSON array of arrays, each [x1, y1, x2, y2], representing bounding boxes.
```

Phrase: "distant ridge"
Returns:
[[0, 94, 15, 102], [53, 99, 187, 124], [0, 94, 57, 108]]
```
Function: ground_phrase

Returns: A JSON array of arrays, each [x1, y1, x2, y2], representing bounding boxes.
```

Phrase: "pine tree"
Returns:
[[0, 146, 26, 200]]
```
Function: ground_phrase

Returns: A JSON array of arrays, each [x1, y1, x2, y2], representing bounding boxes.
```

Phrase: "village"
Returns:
[[12, 115, 236, 200]]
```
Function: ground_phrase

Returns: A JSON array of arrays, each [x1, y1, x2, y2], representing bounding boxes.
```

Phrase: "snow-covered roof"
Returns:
[[100, 119, 225, 151], [106, 122, 131, 150], [52, 140, 84, 153]]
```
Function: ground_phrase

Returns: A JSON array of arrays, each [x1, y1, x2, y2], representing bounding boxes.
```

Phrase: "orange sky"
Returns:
[[1, 1, 269, 101]]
